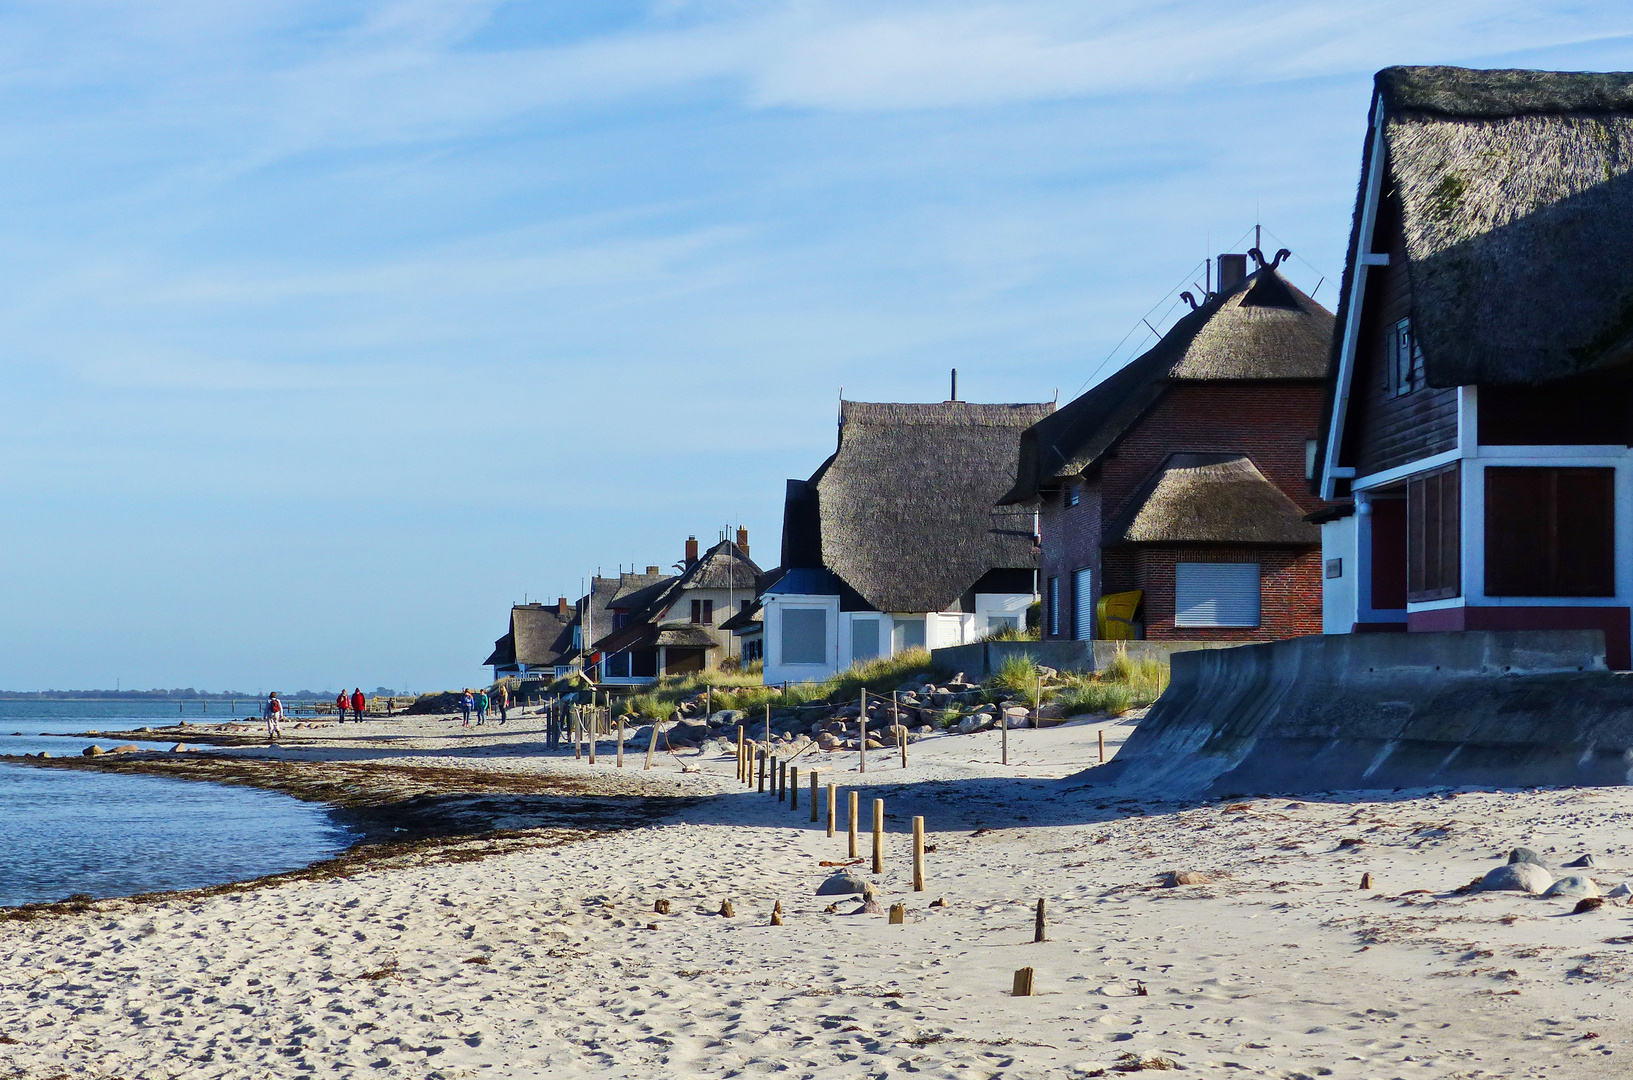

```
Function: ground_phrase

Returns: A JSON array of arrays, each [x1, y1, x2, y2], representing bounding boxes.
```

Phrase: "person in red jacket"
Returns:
[[351, 688, 366, 722], [336, 690, 349, 723]]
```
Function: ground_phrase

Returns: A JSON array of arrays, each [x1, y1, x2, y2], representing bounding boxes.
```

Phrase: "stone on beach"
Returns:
[[82, 745, 104, 757], [1478, 862, 1553, 894], [1507, 847, 1550, 869], [1566, 854, 1597, 868], [1543, 875, 1599, 900], [1163, 871, 1215, 887], [1608, 881, 1633, 899], [816, 871, 867, 896]]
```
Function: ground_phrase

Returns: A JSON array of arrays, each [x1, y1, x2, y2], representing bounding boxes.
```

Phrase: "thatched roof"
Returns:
[[1003, 265, 1332, 504], [1106, 454, 1319, 546], [653, 624, 721, 649], [782, 400, 1053, 613], [592, 540, 761, 650], [1362, 66, 1633, 385], [483, 603, 575, 669]]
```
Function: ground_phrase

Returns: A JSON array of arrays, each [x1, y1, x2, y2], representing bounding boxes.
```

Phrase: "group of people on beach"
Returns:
[[460, 685, 509, 726], [334, 688, 368, 722]]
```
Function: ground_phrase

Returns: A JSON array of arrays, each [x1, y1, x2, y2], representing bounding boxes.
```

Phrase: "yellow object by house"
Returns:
[[1097, 590, 1142, 640]]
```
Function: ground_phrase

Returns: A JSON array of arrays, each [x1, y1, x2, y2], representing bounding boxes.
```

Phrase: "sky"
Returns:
[[0, 1, 1629, 693]]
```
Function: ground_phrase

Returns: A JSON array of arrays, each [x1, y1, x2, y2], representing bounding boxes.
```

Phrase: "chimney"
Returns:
[[645, 565, 660, 575], [556, 596, 569, 616], [1216, 253, 1248, 293], [736, 526, 749, 557], [950, 368, 958, 402], [685, 536, 699, 567]]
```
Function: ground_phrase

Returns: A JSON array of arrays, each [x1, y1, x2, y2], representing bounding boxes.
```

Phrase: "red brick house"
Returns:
[[1315, 66, 1633, 669], [1003, 252, 1336, 641]]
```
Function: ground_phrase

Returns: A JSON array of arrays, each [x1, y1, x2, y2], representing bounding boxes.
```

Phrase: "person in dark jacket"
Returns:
[[351, 688, 366, 722]]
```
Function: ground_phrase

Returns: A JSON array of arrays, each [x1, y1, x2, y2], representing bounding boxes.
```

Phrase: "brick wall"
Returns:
[[1038, 481, 1101, 639], [1135, 546, 1323, 641]]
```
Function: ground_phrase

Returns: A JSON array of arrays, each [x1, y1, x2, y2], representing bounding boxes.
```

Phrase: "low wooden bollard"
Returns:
[[574, 711, 582, 760], [827, 783, 837, 837], [1099, 728, 1105, 763], [719, 899, 735, 918], [770, 900, 784, 926], [759, 749, 767, 793], [778, 760, 787, 802], [1012, 967, 1034, 997], [588, 716, 597, 765], [790, 765, 799, 810], [617, 718, 625, 768], [1034, 898, 1046, 942], [912, 816, 925, 891], [872, 798, 884, 875], [810, 770, 819, 823], [900, 729, 907, 769], [1000, 710, 1008, 767], [888, 902, 905, 925], [848, 791, 859, 858], [738, 727, 747, 783], [1360, 872, 1373, 890]]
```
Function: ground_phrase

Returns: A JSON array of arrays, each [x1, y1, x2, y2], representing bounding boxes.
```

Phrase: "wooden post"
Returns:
[[888, 903, 905, 925], [1034, 898, 1046, 942], [644, 717, 659, 771], [759, 749, 767, 793], [738, 727, 747, 783], [859, 690, 867, 774], [810, 770, 819, 823], [900, 727, 908, 769], [1012, 967, 1034, 997], [574, 707, 582, 760], [1001, 709, 1008, 766], [912, 815, 925, 891], [790, 765, 799, 810], [617, 717, 625, 768], [827, 783, 837, 837], [588, 710, 597, 764], [872, 797, 884, 875], [765, 703, 771, 758], [1099, 728, 1105, 763], [847, 790, 858, 858]]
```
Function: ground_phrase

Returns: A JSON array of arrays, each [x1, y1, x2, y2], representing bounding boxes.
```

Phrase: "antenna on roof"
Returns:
[[1053, 388, 1059, 404], [950, 368, 958, 402]]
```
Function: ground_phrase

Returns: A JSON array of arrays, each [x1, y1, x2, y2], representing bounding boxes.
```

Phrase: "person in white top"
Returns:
[[263, 691, 285, 741]]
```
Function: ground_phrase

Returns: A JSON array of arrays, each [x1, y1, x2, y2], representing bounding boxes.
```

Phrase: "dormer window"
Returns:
[[1064, 484, 1080, 508], [691, 599, 714, 624], [1387, 318, 1425, 396]]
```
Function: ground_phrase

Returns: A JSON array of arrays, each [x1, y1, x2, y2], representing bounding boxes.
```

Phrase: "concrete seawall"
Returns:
[[1088, 631, 1633, 797]]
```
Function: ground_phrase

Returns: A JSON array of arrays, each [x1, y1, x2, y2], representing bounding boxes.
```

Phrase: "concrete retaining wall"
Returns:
[[1088, 630, 1633, 797], [930, 639, 1235, 679]]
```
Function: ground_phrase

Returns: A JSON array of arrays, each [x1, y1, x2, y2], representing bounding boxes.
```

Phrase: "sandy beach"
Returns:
[[2, 711, 1630, 1078]]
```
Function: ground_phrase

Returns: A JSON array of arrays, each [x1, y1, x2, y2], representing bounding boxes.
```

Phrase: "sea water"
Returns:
[[0, 700, 355, 907]]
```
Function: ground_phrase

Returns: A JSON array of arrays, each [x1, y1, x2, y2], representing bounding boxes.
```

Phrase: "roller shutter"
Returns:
[[1073, 567, 1094, 641], [1174, 563, 1259, 628]]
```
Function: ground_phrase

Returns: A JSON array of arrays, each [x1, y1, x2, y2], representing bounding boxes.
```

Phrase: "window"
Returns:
[[986, 615, 1020, 635], [690, 599, 714, 624], [781, 608, 827, 665], [1385, 318, 1425, 397], [1407, 466, 1460, 601], [893, 616, 927, 653], [1174, 563, 1260, 627], [1073, 567, 1094, 641], [1485, 467, 1615, 597], [1305, 439, 1318, 480], [1064, 484, 1080, 508], [1048, 577, 1060, 636], [615, 611, 629, 629], [851, 618, 880, 662], [604, 652, 631, 678]]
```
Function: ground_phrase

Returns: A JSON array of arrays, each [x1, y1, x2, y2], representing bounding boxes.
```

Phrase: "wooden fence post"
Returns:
[[588, 710, 597, 765], [1034, 898, 1047, 942], [1012, 967, 1034, 997], [644, 717, 659, 771], [617, 717, 625, 768], [1001, 709, 1008, 766], [848, 790, 858, 858], [759, 749, 767, 793], [1099, 728, 1105, 763], [790, 765, 799, 810], [872, 797, 884, 875], [912, 816, 925, 891], [810, 770, 819, 823], [827, 783, 837, 837], [859, 690, 867, 774]]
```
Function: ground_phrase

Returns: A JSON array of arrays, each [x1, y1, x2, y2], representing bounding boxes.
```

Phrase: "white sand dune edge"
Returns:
[[1, 713, 1630, 1078]]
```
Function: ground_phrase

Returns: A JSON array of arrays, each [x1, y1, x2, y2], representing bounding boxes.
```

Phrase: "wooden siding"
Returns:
[[1479, 383, 1633, 446], [1485, 467, 1616, 597], [1406, 466, 1460, 602], [1344, 189, 1459, 477]]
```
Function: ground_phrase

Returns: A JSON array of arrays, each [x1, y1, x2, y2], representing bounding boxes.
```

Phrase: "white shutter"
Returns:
[[1073, 567, 1094, 641], [1174, 563, 1260, 628]]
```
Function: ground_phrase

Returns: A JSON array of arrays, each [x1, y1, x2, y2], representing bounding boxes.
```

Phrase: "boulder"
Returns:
[[886, 724, 909, 741], [1507, 847, 1549, 868], [956, 716, 983, 735], [1163, 871, 1215, 887], [37, 751, 50, 759], [817, 733, 842, 751], [82, 745, 105, 757], [1607, 881, 1632, 898], [816, 871, 868, 896], [916, 725, 935, 735], [864, 738, 883, 750], [1543, 875, 1599, 900], [1003, 706, 1030, 719], [1566, 854, 1597, 869], [171, 743, 191, 753], [1478, 862, 1553, 894]]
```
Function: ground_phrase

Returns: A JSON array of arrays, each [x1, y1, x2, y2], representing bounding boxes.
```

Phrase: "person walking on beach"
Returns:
[[497, 683, 510, 724], [475, 688, 489, 725], [335, 690, 349, 723], [264, 691, 284, 741], [460, 689, 473, 726], [351, 687, 366, 722]]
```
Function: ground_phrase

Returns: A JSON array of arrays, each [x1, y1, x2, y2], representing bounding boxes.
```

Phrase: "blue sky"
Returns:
[[0, 1, 1628, 692]]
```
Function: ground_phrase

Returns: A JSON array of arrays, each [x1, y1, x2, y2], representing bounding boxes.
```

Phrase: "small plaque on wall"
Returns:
[[1325, 558, 1342, 579]]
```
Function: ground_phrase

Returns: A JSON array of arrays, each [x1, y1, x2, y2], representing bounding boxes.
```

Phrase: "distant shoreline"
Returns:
[[0, 692, 393, 702]]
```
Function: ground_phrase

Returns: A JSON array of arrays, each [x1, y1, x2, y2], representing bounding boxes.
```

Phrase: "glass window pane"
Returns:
[[781, 608, 827, 665]]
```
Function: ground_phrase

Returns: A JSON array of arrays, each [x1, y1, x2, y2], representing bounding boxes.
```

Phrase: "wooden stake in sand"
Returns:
[[900, 727, 908, 769], [889, 903, 905, 925], [587, 710, 597, 765], [827, 783, 837, 837], [859, 690, 868, 774], [848, 790, 859, 858], [644, 717, 659, 771], [617, 717, 625, 768], [738, 727, 747, 783], [1001, 709, 1008, 767], [810, 770, 819, 822], [1034, 898, 1047, 942], [719, 899, 735, 918], [765, 703, 771, 759], [872, 798, 885, 875], [1099, 728, 1105, 763], [759, 748, 767, 793], [574, 707, 583, 760], [778, 760, 787, 802], [1012, 967, 1034, 997], [790, 765, 799, 810], [912, 816, 925, 891]]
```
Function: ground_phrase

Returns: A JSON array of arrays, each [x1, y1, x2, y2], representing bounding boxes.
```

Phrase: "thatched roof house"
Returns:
[[762, 398, 1052, 682], [484, 600, 575, 682], [1007, 254, 1335, 644], [1316, 66, 1633, 668]]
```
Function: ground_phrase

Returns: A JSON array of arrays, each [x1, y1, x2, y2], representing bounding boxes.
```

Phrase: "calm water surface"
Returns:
[[0, 700, 355, 907]]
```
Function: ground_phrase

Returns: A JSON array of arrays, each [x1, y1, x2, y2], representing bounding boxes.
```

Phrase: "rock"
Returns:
[[817, 871, 868, 896], [1162, 871, 1214, 887], [1574, 897, 1605, 914], [1036, 703, 1068, 720], [886, 724, 909, 741], [718, 899, 735, 918], [37, 751, 50, 759], [1566, 854, 1597, 869], [917, 725, 935, 734], [82, 745, 105, 757], [956, 716, 982, 735], [1608, 881, 1633, 899], [1478, 862, 1553, 894], [1507, 847, 1549, 868], [1003, 706, 1030, 719], [110, 744, 141, 754], [654, 898, 671, 915], [817, 733, 842, 751], [864, 738, 883, 750], [1038, 666, 1058, 679], [1543, 875, 1599, 900], [1359, 873, 1373, 890]]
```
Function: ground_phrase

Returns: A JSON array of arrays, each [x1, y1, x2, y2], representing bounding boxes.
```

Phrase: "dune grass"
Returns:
[[615, 648, 936, 719]]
